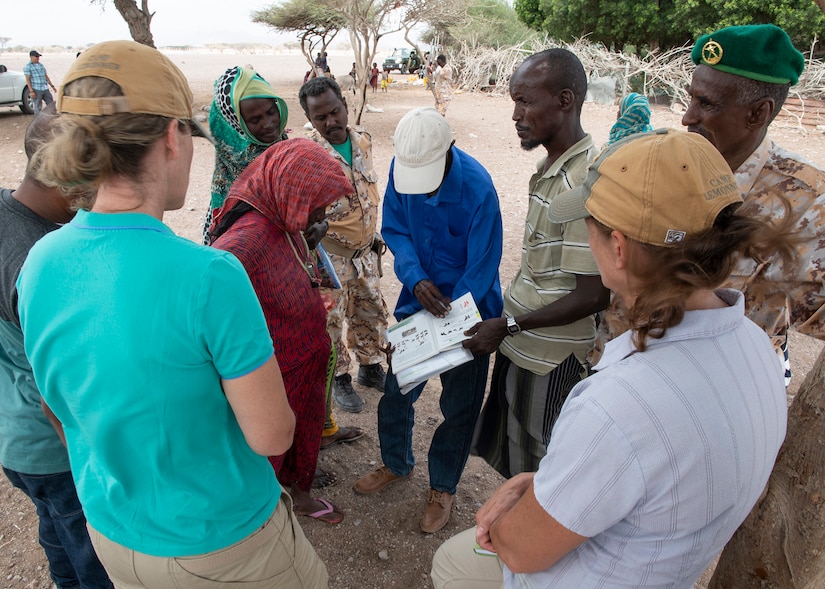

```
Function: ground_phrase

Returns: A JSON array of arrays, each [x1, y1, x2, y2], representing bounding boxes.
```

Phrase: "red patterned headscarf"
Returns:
[[212, 138, 354, 235]]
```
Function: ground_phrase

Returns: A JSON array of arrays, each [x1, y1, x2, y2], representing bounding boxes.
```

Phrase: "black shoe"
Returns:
[[332, 374, 364, 413], [357, 363, 386, 392]]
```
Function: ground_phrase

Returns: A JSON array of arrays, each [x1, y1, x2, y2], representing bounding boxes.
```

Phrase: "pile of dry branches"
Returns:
[[452, 37, 825, 111]]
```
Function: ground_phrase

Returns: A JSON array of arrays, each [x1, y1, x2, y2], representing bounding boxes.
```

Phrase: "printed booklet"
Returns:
[[386, 292, 482, 394]]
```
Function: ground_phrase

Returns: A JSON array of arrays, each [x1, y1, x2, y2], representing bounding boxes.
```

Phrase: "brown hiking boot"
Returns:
[[353, 465, 412, 494], [420, 488, 453, 533]]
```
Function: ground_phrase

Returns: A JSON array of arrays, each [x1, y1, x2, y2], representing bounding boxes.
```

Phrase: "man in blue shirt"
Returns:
[[353, 107, 503, 533], [23, 51, 56, 115]]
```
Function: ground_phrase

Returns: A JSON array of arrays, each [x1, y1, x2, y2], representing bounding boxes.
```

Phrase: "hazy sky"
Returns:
[[3, 0, 300, 48]]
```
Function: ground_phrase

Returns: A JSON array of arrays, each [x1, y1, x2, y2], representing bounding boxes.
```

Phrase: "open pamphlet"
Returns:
[[386, 292, 482, 394]]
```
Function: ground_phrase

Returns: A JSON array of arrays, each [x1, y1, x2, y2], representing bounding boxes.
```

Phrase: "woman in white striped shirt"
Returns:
[[433, 129, 793, 589]]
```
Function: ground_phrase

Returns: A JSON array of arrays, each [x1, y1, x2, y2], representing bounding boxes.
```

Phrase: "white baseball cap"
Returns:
[[392, 107, 453, 194]]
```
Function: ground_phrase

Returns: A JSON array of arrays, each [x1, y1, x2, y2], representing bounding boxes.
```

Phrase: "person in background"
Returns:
[[1, 107, 111, 589], [465, 49, 609, 479], [408, 50, 422, 75], [210, 139, 353, 526], [607, 92, 652, 145], [315, 52, 324, 77], [370, 63, 380, 93], [432, 55, 454, 115], [23, 50, 56, 115], [682, 23, 825, 385], [349, 62, 358, 84], [381, 70, 389, 92], [17, 40, 327, 587], [354, 107, 503, 534], [432, 129, 790, 589], [202, 65, 288, 243], [300, 76, 389, 416]]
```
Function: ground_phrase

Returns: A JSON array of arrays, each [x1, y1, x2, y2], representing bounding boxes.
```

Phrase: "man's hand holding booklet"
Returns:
[[386, 292, 481, 394]]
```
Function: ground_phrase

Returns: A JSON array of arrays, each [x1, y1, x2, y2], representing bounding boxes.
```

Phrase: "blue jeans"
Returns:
[[378, 355, 490, 495], [3, 467, 112, 589]]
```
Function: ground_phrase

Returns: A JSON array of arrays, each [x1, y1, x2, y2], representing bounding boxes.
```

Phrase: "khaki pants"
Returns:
[[88, 495, 327, 588], [431, 527, 504, 589]]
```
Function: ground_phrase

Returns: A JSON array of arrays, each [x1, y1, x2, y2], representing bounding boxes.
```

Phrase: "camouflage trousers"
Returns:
[[435, 87, 453, 115], [321, 249, 388, 376]]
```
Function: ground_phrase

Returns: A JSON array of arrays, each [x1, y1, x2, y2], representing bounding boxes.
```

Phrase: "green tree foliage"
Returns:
[[514, 0, 544, 30], [252, 0, 345, 69], [256, 0, 469, 123], [534, 0, 674, 50], [257, 0, 413, 124], [518, 0, 825, 53], [429, 0, 534, 49], [672, 0, 825, 51]]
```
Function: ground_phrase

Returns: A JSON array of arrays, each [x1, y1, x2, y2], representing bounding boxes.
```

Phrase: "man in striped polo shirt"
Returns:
[[465, 48, 609, 478]]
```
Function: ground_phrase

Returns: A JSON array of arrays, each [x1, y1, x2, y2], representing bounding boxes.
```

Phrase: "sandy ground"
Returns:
[[0, 51, 823, 588]]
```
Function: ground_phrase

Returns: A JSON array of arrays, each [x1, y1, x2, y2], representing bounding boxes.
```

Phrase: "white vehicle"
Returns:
[[0, 65, 35, 114]]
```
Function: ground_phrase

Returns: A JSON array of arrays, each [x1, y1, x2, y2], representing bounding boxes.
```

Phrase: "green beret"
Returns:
[[691, 24, 805, 85]]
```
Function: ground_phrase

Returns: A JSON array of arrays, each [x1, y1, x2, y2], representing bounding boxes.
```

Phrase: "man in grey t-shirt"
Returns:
[[0, 109, 110, 588]]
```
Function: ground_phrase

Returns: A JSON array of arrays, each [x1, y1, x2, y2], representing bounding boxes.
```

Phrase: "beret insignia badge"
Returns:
[[702, 40, 723, 65]]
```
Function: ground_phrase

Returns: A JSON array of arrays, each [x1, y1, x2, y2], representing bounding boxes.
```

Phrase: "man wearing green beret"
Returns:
[[683, 23, 825, 384]]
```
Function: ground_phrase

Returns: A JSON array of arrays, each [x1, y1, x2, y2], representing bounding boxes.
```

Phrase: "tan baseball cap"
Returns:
[[392, 107, 453, 194], [57, 40, 210, 140], [549, 129, 741, 246]]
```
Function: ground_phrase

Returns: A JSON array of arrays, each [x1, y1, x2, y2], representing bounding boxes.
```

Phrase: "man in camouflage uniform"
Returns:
[[682, 24, 825, 381], [299, 76, 389, 413], [431, 55, 454, 116]]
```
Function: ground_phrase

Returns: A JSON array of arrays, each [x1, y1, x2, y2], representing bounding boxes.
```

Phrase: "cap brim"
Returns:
[[189, 119, 214, 144], [548, 184, 591, 223], [393, 153, 447, 194]]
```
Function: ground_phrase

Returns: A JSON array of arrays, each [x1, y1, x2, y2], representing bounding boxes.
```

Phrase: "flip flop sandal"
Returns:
[[298, 498, 344, 525], [320, 426, 366, 450], [311, 468, 338, 489]]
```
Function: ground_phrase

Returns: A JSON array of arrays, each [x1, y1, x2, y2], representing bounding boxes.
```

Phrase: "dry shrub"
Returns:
[[451, 36, 825, 123]]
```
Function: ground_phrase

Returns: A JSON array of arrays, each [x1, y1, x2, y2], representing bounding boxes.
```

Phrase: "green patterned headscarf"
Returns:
[[608, 93, 653, 145], [208, 66, 288, 212]]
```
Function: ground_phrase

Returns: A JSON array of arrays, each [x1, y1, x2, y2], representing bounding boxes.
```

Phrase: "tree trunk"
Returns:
[[112, 0, 155, 48], [709, 348, 825, 588], [350, 29, 379, 127]]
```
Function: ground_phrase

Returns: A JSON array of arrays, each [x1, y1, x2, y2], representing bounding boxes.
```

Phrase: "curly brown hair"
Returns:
[[592, 199, 798, 352]]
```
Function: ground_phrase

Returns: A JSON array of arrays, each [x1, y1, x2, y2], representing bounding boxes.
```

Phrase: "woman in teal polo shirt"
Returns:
[[17, 41, 328, 588]]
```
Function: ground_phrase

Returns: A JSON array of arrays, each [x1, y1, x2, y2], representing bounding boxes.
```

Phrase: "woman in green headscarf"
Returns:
[[203, 65, 288, 243], [607, 92, 653, 145]]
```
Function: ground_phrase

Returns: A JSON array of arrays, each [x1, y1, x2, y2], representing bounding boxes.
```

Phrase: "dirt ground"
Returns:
[[0, 51, 823, 589]]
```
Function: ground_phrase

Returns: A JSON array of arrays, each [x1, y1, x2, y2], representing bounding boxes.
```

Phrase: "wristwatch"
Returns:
[[505, 315, 522, 336]]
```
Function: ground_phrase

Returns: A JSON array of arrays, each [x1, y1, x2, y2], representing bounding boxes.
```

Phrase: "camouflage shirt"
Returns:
[[726, 135, 825, 349], [307, 126, 380, 250]]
